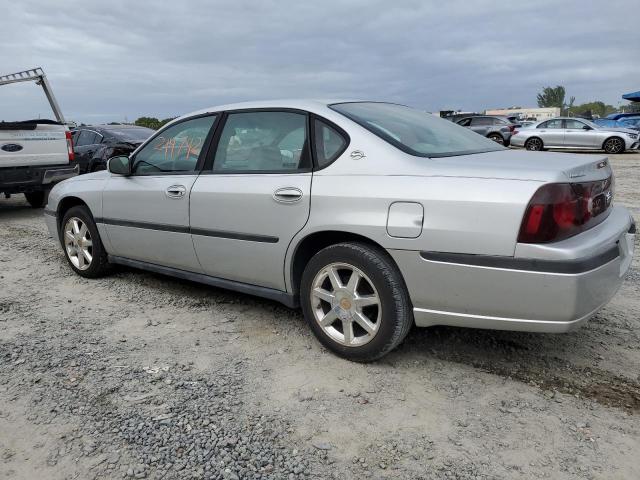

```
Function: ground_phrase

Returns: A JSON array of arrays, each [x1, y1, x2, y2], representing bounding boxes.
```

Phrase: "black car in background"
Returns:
[[71, 125, 154, 173]]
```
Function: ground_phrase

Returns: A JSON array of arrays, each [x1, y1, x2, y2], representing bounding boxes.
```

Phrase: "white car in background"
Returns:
[[510, 117, 639, 153]]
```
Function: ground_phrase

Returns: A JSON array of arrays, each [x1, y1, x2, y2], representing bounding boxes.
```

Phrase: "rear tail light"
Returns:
[[512, 129, 519, 135], [65, 131, 75, 162], [518, 178, 613, 243], [508, 125, 516, 132]]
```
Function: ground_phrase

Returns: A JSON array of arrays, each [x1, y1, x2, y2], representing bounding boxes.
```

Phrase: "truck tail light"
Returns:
[[65, 131, 75, 162], [518, 179, 613, 243]]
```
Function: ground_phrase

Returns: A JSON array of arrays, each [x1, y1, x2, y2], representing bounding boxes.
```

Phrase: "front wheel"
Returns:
[[300, 242, 413, 362], [60, 205, 112, 278], [603, 137, 625, 154]]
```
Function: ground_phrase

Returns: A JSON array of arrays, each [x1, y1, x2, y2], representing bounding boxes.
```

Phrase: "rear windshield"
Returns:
[[108, 127, 154, 143], [330, 102, 504, 157]]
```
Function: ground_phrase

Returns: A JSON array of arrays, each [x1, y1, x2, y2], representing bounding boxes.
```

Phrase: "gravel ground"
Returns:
[[1, 151, 639, 480]]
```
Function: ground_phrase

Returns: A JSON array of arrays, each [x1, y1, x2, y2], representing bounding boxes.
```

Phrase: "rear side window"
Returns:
[[314, 119, 347, 168], [213, 111, 309, 172], [538, 119, 563, 129], [75, 130, 100, 146], [470, 117, 493, 126]]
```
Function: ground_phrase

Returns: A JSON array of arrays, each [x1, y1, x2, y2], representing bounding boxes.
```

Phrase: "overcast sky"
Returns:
[[1, 0, 638, 124]]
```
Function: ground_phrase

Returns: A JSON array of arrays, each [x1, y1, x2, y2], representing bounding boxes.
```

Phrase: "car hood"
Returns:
[[429, 149, 612, 183], [596, 127, 638, 135]]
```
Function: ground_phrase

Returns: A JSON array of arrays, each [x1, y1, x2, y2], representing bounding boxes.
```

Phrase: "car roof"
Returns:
[[185, 99, 347, 117]]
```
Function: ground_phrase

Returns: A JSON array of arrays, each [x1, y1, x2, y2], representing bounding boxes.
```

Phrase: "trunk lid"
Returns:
[[430, 149, 612, 183]]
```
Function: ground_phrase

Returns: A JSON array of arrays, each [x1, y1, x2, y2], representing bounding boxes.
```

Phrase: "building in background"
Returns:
[[484, 107, 560, 121]]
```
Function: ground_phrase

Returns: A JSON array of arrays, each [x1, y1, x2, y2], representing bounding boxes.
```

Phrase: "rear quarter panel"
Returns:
[[285, 171, 543, 291]]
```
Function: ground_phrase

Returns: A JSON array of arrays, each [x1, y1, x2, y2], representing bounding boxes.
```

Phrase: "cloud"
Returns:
[[0, 0, 638, 123]]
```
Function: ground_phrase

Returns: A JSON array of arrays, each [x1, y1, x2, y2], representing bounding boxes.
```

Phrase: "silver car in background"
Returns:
[[511, 117, 640, 153], [43, 101, 636, 361]]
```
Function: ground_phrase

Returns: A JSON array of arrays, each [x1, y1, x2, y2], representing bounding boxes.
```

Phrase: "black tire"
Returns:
[[300, 242, 413, 362], [525, 137, 544, 151], [603, 137, 625, 154], [24, 189, 49, 208], [59, 205, 112, 278], [487, 133, 505, 145]]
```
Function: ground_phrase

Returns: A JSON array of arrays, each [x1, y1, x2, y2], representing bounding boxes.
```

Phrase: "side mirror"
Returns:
[[107, 155, 131, 175], [582, 125, 592, 130]]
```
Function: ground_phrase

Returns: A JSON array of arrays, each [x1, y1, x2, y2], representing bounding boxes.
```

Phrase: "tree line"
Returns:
[[536, 85, 628, 117]]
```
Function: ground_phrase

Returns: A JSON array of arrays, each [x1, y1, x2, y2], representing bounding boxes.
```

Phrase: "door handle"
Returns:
[[273, 187, 303, 203], [165, 185, 187, 199]]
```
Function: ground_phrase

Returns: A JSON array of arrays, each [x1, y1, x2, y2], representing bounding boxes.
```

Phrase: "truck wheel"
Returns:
[[60, 205, 112, 278], [300, 242, 413, 362], [24, 190, 49, 208]]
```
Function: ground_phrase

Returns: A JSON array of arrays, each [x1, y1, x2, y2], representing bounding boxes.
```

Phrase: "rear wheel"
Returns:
[[300, 242, 413, 362], [525, 137, 543, 151], [24, 189, 49, 208], [603, 137, 625, 154], [488, 133, 505, 145], [60, 205, 112, 278]]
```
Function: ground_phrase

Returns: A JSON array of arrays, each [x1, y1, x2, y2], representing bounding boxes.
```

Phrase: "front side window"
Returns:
[[457, 118, 472, 127], [330, 102, 502, 157], [538, 119, 563, 129], [565, 119, 587, 129], [213, 111, 309, 172], [132, 116, 216, 174], [314, 119, 347, 168]]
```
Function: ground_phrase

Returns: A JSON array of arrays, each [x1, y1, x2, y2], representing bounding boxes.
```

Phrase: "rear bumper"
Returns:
[[389, 206, 635, 333], [0, 163, 79, 193]]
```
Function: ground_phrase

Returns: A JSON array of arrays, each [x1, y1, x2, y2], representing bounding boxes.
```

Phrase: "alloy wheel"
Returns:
[[310, 262, 382, 347], [64, 217, 93, 270], [526, 138, 542, 151], [489, 134, 504, 145], [604, 138, 623, 154]]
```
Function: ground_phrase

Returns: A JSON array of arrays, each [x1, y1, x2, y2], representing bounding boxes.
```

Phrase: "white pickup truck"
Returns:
[[0, 68, 78, 207]]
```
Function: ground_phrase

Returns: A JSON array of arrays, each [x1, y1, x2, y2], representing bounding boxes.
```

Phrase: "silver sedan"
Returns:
[[510, 117, 639, 153], [44, 101, 636, 361]]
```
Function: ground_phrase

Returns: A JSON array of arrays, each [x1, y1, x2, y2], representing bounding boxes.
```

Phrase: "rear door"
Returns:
[[535, 119, 564, 147], [0, 122, 68, 168], [190, 109, 312, 290], [469, 117, 493, 136], [102, 115, 217, 272]]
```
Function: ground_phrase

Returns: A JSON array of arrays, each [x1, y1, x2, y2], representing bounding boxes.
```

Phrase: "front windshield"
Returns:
[[330, 102, 504, 157]]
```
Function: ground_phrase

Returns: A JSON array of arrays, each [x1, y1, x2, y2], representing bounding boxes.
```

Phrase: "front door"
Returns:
[[563, 119, 597, 148], [102, 115, 217, 272], [190, 110, 312, 291]]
